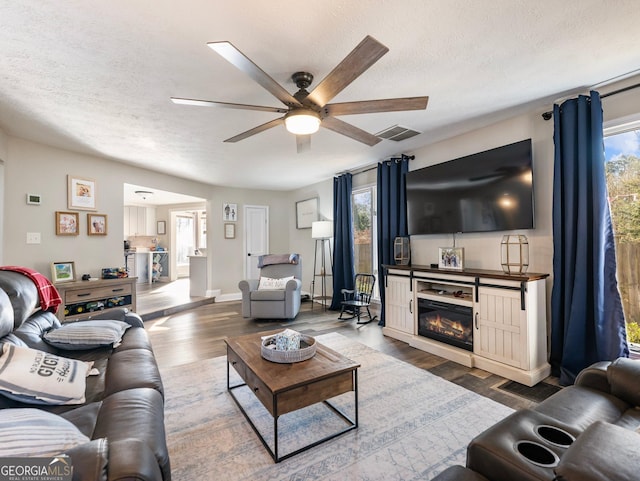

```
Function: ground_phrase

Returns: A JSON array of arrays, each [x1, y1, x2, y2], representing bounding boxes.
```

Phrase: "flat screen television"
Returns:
[[406, 139, 534, 235]]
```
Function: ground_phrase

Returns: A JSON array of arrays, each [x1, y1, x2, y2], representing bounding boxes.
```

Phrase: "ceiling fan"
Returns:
[[171, 35, 429, 153]]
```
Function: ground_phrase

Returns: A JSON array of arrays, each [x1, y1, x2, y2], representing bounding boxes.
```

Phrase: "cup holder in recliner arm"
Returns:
[[535, 425, 576, 448], [515, 441, 560, 468]]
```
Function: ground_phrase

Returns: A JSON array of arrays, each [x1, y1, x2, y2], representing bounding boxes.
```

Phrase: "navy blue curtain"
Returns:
[[550, 91, 629, 385], [377, 158, 409, 326], [330, 173, 355, 310]]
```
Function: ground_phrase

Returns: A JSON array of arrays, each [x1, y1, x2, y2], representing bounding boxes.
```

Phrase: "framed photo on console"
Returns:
[[438, 247, 464, 270], [51, 261, 76, 283]]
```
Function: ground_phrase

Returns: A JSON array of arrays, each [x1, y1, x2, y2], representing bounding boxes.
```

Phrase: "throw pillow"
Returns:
[[43, 320, 131, 350], [258, 276, 294, 290], [0, 408, 91, 457], [0, 344, 92, 405]]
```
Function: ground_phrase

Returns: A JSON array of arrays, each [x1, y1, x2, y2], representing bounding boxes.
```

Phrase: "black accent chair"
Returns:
[[338, 273, 377, 324]]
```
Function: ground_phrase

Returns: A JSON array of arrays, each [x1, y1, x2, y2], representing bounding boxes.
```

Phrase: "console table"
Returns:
[[382, 265, 550, 386], [55, 277, 137, 322]]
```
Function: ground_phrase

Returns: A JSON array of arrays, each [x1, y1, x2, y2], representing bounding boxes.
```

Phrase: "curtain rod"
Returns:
[[337, 154, 415, 177], [541, 81, 640, 120]]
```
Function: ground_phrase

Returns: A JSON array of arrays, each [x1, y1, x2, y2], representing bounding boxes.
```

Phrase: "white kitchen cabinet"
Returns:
[[124, 206, 157, 236]]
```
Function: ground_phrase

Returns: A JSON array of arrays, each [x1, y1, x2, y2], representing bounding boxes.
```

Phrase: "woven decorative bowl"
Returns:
[[261, 334, 317, 363]]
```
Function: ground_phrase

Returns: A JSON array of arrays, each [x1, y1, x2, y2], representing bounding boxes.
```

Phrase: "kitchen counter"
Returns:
[[188, 255, 207, 296], [126, 250, 170, 284]]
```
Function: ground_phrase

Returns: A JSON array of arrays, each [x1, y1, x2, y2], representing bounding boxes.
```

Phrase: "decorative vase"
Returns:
[[501, 234, 529, 274], [394, 237, 410, 265]]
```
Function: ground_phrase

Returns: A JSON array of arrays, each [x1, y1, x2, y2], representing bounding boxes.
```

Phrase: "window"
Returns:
[[197, 210, 207, 249], [176, 214, 195, 268], [352, 186, 379, 298], [603, 124, 640, 350]]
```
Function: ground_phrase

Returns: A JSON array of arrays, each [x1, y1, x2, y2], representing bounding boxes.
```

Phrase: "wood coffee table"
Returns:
[[225, 330, 360, 462]]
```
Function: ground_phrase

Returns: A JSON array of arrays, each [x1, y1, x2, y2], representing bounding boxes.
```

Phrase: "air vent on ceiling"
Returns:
[[376, 125, 421, 141]]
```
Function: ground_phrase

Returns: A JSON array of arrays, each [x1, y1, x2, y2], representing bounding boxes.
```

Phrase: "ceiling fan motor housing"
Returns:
[[292, 71, 314, 90]]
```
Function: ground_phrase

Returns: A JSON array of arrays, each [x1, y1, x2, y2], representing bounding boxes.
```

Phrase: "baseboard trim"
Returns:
[[215, 292, 242, 302]]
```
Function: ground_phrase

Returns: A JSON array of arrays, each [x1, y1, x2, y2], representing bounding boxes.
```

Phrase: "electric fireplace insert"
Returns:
[[417, 297, 473, 351]]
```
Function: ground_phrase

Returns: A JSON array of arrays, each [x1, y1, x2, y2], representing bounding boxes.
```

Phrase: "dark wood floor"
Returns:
[[144, 295, 560, 411]]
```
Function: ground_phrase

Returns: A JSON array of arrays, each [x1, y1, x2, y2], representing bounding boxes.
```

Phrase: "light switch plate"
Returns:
[[26, 232, 41, 244]]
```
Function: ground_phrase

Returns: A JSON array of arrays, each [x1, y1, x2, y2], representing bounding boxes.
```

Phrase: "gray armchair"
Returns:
[[238, 258, 302, 320]]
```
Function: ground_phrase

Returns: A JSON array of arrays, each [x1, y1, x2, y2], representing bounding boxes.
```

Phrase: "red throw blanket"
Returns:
[[0, 266, 63, 313]]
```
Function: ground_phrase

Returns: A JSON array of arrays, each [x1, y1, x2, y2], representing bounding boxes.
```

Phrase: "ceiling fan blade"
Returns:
[[224, 117, 285, 143], [207, 41, 302, 108], [296, 134, 311, 153], [305, 36, 389, 108], [323, 96, 429, 116], [171, 97, 287, 113], [321, 116, 382, 146]]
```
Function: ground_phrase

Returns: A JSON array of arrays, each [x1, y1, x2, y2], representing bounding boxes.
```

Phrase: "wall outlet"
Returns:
[[26, 232, 41, 244]]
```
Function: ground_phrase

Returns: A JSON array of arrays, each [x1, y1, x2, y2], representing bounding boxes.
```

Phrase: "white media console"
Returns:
[[382, 265, 551, 386]]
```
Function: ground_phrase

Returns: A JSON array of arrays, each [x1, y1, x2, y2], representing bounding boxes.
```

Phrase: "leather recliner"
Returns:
[[432, 357, 640, 481]]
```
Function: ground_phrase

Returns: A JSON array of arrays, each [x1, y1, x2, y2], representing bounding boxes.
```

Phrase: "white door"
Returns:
[[244, 205, 269, 279]]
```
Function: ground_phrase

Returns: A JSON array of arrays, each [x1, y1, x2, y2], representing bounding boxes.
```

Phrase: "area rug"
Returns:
[[161, 333, 514, 481]]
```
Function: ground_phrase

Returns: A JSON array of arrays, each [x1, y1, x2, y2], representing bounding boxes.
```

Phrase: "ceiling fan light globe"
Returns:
[[285, 110, 321, 135]]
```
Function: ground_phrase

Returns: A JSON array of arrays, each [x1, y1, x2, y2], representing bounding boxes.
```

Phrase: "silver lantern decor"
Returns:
[[394, 237, 410, 265], [501, 234, 529, 274]]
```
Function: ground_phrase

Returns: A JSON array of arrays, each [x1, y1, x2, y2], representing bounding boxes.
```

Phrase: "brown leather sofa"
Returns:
[[432, 357, 640, 481], [0, 270, 170, 481]]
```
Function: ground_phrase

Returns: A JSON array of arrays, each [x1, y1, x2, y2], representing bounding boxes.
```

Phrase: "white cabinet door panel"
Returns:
[[475, 286, 525, 369], [385, 275, 413, 334]]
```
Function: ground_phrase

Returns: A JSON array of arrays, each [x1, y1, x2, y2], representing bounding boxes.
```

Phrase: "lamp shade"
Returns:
[[312, 221, 333, 239], [284, 109, 321, 135]]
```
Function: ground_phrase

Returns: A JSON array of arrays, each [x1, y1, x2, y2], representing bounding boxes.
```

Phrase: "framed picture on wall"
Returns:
[[223, 203, 237, 221], [87, 213, 107, 235], [67, 175, 97, 211], [55, 211, 79, 236], [296, 197, 318, 229], [224, 223, 235, 239]]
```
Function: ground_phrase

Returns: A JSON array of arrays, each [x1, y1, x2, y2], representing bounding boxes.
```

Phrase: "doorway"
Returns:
[[123, 183, 206, 285]]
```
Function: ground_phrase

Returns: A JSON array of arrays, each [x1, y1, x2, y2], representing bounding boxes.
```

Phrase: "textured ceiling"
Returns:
[[1, 1, 640, 191]]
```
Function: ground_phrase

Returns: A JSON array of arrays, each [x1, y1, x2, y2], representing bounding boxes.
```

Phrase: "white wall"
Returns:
[[289, 180, 334, 297], [207, 185, 291, 296], [4, 137, 212, 278], [279, 73, 640, 313], [408, 113, 555, 274]]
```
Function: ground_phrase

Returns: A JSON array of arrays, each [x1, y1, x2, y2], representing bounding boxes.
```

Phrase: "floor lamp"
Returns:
[[311, 221, 333, 311]]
